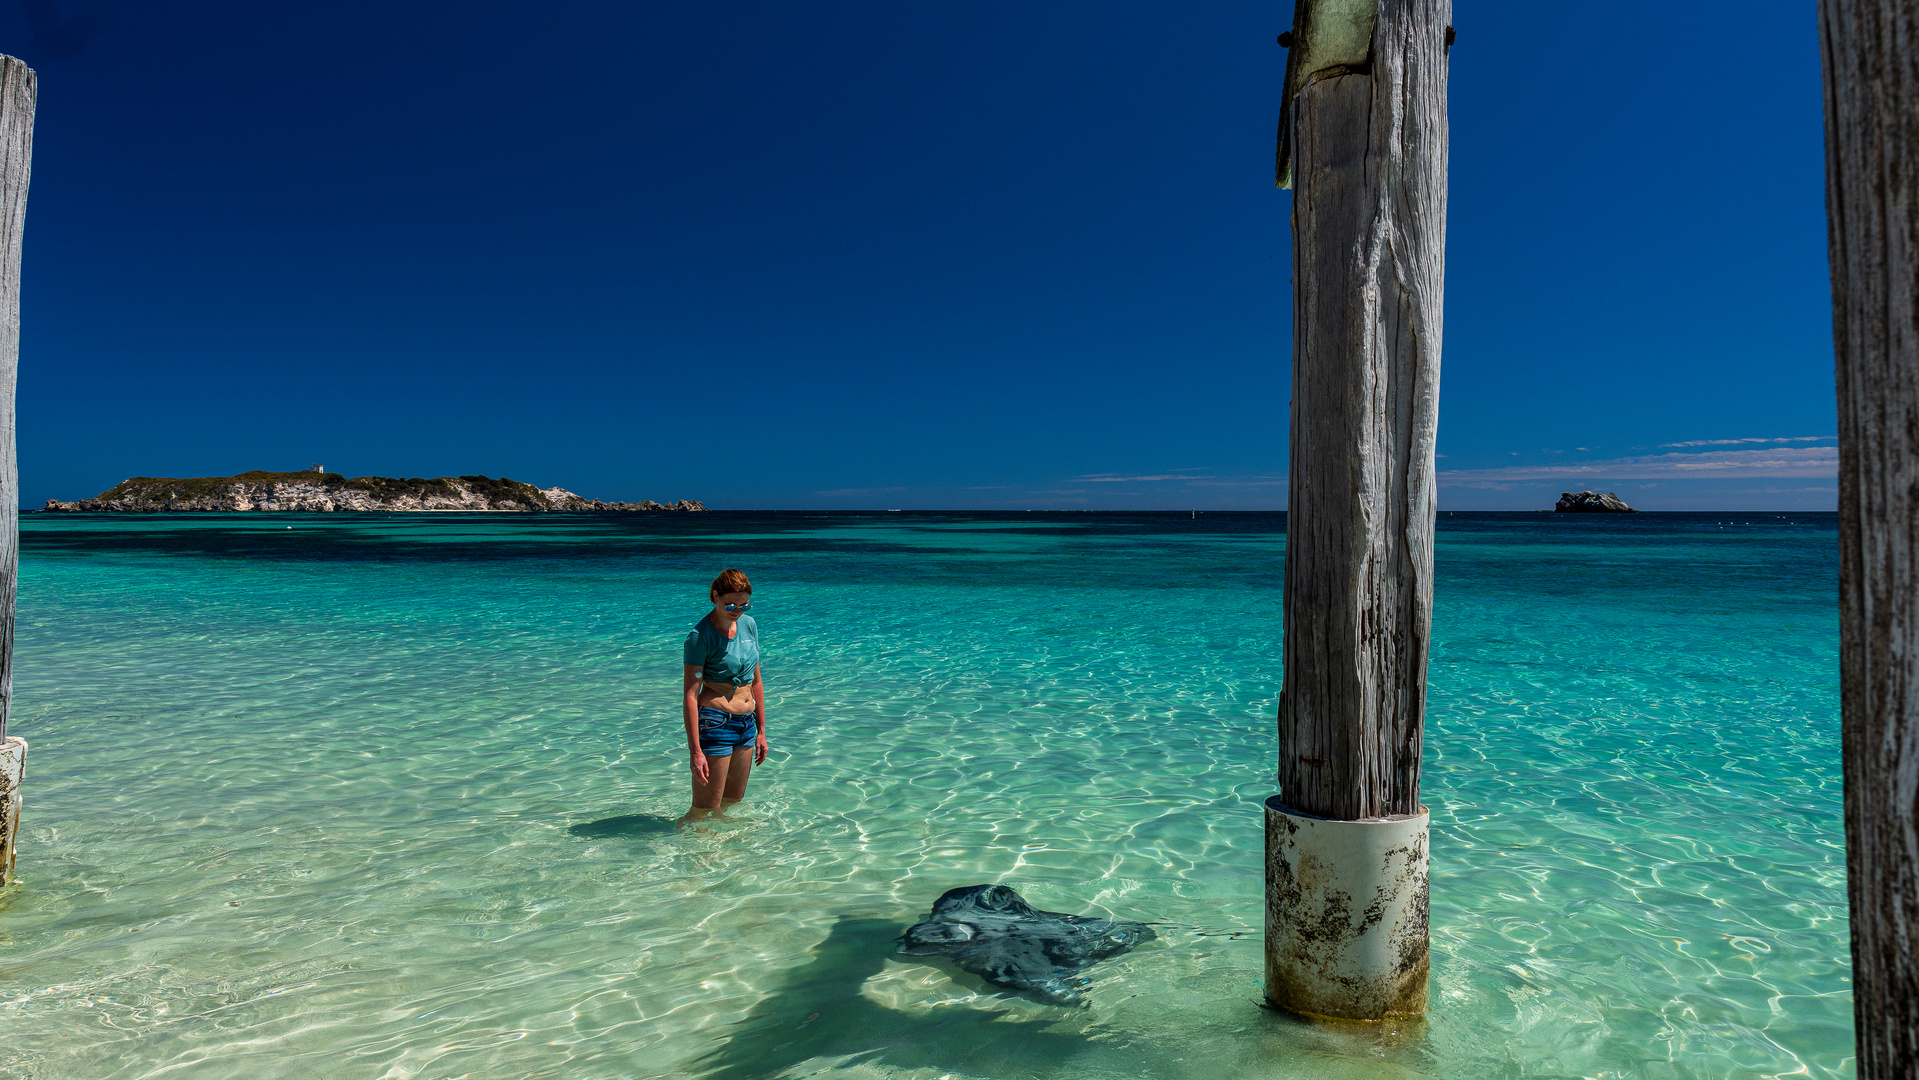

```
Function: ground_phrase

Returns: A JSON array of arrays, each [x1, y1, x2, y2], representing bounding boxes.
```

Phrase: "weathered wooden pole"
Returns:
[[1266, 0, 1447, 1020], [0, 55, 33, 889], [1820, 1, 1919, 1073]]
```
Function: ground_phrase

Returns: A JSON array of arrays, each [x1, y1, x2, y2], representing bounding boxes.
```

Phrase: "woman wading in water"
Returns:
[[681, 569, 768, 822]]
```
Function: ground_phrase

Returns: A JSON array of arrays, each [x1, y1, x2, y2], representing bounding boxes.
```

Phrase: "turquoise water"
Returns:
[[0, 511, 1848, 1079]]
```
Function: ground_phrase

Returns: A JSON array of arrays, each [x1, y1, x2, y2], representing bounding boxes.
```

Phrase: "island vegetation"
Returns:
[[41, 470, 704, 513]]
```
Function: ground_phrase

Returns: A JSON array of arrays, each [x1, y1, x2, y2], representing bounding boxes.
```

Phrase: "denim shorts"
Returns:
[[697, 706, 758, 757]]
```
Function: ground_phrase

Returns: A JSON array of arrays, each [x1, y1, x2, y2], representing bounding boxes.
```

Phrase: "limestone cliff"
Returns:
[[42, 471, 705, 513]]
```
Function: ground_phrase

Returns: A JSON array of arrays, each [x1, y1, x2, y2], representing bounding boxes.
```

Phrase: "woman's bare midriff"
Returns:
[[699, 681, 756, 715]]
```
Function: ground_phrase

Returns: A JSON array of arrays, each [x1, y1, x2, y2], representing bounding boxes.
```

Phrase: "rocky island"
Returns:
[[42, 470, 705, 513], [1555, 490, 1639, 513]]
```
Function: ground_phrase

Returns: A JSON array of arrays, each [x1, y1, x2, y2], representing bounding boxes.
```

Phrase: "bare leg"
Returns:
[[682, 752, 734, 826], [721, 747, 754, 805]]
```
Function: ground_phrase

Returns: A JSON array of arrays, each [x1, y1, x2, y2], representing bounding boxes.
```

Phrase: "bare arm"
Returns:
[[684, 665, 708, 783], [752, 665, 768, 765]]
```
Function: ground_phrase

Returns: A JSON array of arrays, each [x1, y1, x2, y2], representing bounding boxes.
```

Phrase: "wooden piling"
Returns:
[[1819, 1, 1919, 1073], [1266, 0, 1448, 1020], [0, 54, 34, 889]]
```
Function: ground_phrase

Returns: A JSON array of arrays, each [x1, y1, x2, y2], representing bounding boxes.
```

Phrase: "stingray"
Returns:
[[895, 884, 1156, 1005]]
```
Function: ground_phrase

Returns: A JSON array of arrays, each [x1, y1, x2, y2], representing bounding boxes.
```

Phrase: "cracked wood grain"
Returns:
[[0, 57, 31, 746], [0, 55, 31, 886], [1821, 1, 1919, 1074], [1276, 0, 1447, 821]]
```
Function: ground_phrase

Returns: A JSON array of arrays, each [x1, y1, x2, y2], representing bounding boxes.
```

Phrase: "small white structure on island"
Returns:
[[310, 463, 324, 473]]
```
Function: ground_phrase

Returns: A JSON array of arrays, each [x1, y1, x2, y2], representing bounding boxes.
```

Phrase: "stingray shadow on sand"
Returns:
[[691, 916, 1092, 1080], [567, 814, 677, 839], [689, 914, 1201, 1080]]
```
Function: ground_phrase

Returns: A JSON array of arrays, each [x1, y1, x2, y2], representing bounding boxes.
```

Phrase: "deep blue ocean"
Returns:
[[0, 511, 1847, 1079]]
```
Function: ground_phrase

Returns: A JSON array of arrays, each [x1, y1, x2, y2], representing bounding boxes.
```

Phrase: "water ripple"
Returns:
[[0, 511, 1847, 1079]]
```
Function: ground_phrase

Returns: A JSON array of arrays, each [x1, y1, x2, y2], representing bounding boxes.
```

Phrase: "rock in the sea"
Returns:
[[1555, 490, 1639, 513], [896, 884, 1155, 1005]]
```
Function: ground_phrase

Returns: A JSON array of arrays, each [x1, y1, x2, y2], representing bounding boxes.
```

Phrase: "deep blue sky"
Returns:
[[4, 1, 1833, 510]]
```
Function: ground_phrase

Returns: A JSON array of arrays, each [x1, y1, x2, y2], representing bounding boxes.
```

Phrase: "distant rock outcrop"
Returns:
[[42, 471, 706, 513], [1555, 490, 1639, 513], [535, 487, 705, 513]]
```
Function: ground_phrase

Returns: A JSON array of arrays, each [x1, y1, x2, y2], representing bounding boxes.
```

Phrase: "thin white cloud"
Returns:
[[1187, 475, 1288, 488], [1071, 470, 1288, 488], [1075, 468, 1210, 483], [1438, 446, 1838, 482], [1660, 435, 1833, 448]]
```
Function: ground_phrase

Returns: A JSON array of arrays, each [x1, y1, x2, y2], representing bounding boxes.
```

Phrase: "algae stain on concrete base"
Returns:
[[1263, 796, 1429, 1020], [0, 737, 24, 886]]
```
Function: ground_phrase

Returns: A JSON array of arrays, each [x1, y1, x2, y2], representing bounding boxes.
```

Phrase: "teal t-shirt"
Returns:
[[683, 614, 759, 686]]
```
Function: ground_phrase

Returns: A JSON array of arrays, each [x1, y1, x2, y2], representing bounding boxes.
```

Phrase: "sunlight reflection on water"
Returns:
[[0, 511, 1849, 1079]]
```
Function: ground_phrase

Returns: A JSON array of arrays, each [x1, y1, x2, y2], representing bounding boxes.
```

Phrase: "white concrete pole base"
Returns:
[[1264, 796, 1429, 1020], [0, 736, 23, 886]]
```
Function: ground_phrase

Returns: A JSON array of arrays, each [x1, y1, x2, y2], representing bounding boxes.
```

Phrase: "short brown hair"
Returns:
[[710, 568, 752, 597]]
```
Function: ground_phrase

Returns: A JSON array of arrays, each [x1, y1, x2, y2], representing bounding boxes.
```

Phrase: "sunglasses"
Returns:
[[723, 602, 752, 613]]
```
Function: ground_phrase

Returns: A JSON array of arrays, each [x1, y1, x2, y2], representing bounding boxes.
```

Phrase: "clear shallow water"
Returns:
[[0, 511, 1847, 1079]]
